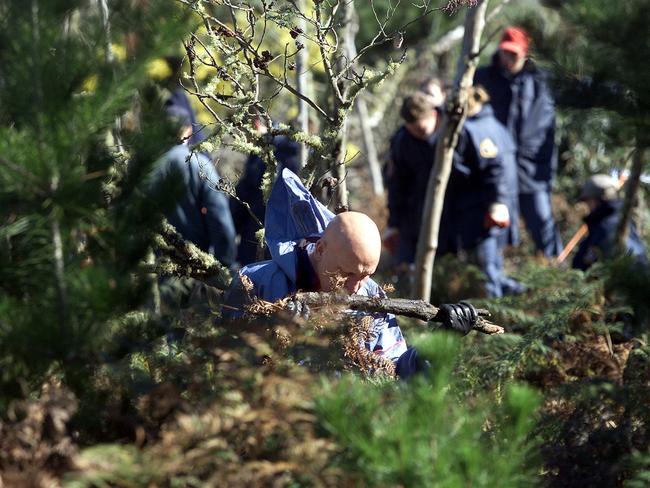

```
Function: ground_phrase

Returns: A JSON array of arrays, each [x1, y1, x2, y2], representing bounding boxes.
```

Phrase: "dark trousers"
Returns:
[[475, 236, 524, 298], [519, 191, 563, 258]]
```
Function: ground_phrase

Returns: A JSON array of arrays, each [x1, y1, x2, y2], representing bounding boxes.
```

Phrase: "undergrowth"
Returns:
[[1, 258, 649, 487]]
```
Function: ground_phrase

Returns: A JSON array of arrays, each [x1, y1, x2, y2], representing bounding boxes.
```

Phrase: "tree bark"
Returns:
[[330, 0, 359, 209], [343, 3, 383, 197], [295, 4, 310, 169], [412, 0, 489, 302], [152, 221, 232, 288], [615, 144, 646, 248], [334, 119, 350, 209], [356, 93, 384, 196]]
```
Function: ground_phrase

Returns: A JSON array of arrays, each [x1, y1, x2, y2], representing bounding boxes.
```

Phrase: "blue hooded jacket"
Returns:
[[164, 89, 207, 146], [224, 169, 411, 368], [475, 54, 557, 194]]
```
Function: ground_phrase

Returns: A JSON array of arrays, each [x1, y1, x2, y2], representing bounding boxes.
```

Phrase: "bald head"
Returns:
[[311, 212, 381, 293]]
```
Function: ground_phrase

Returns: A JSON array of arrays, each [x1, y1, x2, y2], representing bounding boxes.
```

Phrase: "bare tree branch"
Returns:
[[266, 291, 505, 335]]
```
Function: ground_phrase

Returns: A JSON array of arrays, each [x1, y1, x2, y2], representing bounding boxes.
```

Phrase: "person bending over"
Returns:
[[223, 168, 477, 378]]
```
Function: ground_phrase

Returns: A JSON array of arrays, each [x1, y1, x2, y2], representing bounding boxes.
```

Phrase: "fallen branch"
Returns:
[[250, 291, 504, 335]]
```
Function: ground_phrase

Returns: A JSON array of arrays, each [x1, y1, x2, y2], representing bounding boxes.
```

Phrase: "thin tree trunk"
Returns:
[[97, 0, 114, 63], [343, 3, 383, 196], [51, 210, 68, 324], [331, 0, 358, 209], [97, 0, 126, 156], [356, 94, 384, 195], [295, 6, 310, 168], [31, 0, 69, 323], [334, 120, 350, 209], [615, 144, 646, 248], [412, 0, 489, 302]]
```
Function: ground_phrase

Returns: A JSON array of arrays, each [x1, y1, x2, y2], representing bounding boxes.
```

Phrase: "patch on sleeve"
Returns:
[[479, 137, 499, 158]]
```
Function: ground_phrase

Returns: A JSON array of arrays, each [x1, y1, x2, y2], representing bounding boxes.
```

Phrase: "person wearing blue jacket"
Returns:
[[474, 26, 563, 258], [223, 168, 479, 378], [573, 174, 647, 271], [149, 104, 237, 267], [439, 86, 523, 297]]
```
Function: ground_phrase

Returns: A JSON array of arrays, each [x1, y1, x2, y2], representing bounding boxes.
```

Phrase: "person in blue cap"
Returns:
[[474, 26, 563, 258], [573, 174, 647, 270], [148, 103, 237, 268], [223, 168, 479, 378]]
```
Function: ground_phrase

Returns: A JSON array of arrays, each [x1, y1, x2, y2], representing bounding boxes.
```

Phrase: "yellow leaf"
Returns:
[[109, 43, 127, 62], [81, 74, 98, 93], [147, 58, 173, 80]]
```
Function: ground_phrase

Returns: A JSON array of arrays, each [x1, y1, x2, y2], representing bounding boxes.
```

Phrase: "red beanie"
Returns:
[[499, 27, 529, 56]]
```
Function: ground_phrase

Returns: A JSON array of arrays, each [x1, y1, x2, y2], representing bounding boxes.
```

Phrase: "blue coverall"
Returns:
[[223, 168, 423, 377], [439, 105, 522, 298]]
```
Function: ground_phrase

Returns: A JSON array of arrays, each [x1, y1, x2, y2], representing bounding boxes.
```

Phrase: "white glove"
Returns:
[[486, 203, 510, 228]]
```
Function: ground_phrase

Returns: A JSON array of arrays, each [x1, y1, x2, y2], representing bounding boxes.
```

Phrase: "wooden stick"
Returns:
[[292, 292, 504, 335], [556, 224, 588, 264]]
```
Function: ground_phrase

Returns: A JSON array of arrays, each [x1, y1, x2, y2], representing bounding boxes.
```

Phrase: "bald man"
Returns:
[[310, 212, 381, 294], [223, 169, 476, 378]]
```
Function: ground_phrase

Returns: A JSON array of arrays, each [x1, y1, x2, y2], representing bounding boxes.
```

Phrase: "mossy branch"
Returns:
[[146, 221, 232, 289]]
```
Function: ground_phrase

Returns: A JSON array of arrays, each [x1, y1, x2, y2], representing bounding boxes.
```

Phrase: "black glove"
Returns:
[[285, 297, 310, 321], [437, 302, 478, 335]]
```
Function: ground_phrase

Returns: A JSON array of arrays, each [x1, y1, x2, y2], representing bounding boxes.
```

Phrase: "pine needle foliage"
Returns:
[[0, 0, 190, 407], [454, 257, 650, 486], [316, 333, 541, 488]]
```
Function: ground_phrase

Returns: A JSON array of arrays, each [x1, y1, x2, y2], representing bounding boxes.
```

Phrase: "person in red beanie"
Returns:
[[475, 26, 563, 259]]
